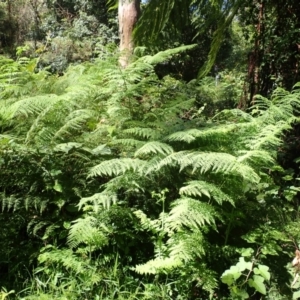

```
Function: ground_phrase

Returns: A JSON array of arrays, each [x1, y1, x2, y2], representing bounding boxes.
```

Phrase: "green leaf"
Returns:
[[54, 142, 82, 153], [53, 180, 63, 193], [248, 275, 266, 295], [236, 257, 252, 271], [91, 144, 111, 156], [258, 265, 271, 281], [231, 287, 249, 299], [293, 291, 300, 299], [221, 266, 242, 285], [241, 248, 254, 257], [221, 271, 235, 286]]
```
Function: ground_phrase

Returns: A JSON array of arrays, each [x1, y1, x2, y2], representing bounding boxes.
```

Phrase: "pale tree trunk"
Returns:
[[118, 0, 140, 68]]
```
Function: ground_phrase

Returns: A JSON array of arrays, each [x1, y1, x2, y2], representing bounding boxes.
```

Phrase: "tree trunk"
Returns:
[[118, 0, 140, 68]]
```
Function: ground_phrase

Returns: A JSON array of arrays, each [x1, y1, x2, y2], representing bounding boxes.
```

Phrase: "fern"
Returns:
[[53, 109, 96, 141], [144, 150, 260, 183], [165, 125, 240, 145], [134, 141, 174, 157], [166, 197, 218, 232], [122, 127, 161, 139], [67, 216, 109, 249], [78, 192, 118, 211], [179, 180, 235, 205], [135, 257, 182, 275], [167, 231, 206, 261], [88, 158, 146, 177]]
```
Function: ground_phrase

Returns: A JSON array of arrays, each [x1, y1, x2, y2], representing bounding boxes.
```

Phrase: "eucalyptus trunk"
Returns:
[[118, 0, 140, 67]]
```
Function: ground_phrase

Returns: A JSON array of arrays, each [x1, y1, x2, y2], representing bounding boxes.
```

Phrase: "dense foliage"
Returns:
[[0, 0, 299, 299]]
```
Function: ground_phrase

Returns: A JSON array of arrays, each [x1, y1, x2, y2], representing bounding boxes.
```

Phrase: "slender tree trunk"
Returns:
[[248, 0, 264, 103], [118, 0, 140, 68]]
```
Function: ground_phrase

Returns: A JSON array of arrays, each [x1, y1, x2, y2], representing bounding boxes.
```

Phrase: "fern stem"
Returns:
[[224, 207, 234, 245]]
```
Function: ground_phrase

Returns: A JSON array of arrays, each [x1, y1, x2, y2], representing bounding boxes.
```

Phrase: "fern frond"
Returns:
[[134, 141, 173, 157], [179, 181, 234, 205], [180, 152, 260, 183], [53, 142, 83, 153], [10, 95, 59, 118], [53, 109, 95, 141], [123, 127, 160, 139], [0, 194, 21, 212], [144, 151, 184, 174], [246, 122, 289, 150], [111, 138, 145, 148], [165, 130, 197, 143], [147, 151, 260, 183], [213, 108, 254, 122], [166, 197, 218, 232], [78, 192, 118, 211], [168, 231, 205, 261], [134, 210, 168, 234], [38, 248, 84, 274], [237, 150, 275, 166], [135, 257, 182, 275], [165, 125, 238, 144], [139, 45, 197, 66], [88, 158, 146, 177], [90, 144, 112, 156], [67, 216, 109, 249], [25, 97, 66, 143]]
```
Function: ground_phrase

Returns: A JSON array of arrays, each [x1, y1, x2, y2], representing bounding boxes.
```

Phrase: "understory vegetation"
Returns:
[[0, 0, 300, 299]]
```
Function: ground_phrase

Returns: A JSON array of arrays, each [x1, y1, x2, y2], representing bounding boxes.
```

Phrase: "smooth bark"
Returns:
[[118, 0, 140, 67]]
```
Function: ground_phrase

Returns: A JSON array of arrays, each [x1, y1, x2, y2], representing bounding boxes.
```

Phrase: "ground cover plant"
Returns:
[[0, 0, 300, 299], [0, 46, 298, 299]]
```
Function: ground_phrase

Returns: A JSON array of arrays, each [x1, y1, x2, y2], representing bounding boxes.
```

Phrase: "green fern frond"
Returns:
[[168, 231, 205, 261], [165, 125, 238, 144], [139, 45, 197, 66], [135, 257, 182, 275], [166, 197, 218, 232], [237, 150, 275, 166], [32, 221, 51, 237], [78, 192, 118, 211], [111, 138, 145, 148], [180, 152, 260, 183], [134, 210, 168, 234], [53, 109, 95, 141], [144, 151, 184, 174], [38, 248, 84, 274], [34, 127, 57, 144], [89, 144, 112, 156], [122, 127, 160, 139], [68, 216, 109, 249], [213, 108, 254, 122], [102, 172, 147, 195], [10, 95, 59, 118], [0, 194, 21, 212], [179, 181, 234, 205], [88, 158, 146, 177], [165, 130, 197, 143], [246, 122, 289, 150], [147, 151, 260, 183], [53, 142, 83, 153], [134, 141, 173, 157]]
